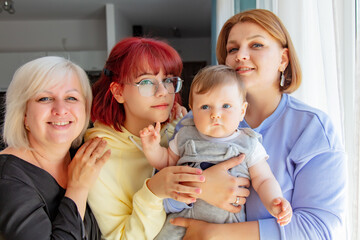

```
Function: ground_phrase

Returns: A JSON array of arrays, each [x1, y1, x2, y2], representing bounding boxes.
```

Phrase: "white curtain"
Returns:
[[277, 0, 358, 239]]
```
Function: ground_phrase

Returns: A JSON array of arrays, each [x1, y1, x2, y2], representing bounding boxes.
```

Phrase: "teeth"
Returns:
[[52, 122, 70, 126], [238, 68, 252, 71]]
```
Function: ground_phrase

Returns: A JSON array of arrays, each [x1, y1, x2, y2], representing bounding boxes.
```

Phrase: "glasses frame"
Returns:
[[127, 76, 183, 97]]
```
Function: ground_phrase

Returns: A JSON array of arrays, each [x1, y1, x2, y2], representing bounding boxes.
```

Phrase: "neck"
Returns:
[[123, 118, 154, 137], [28, 142, 71, 188], [245, 91, 282, 128]]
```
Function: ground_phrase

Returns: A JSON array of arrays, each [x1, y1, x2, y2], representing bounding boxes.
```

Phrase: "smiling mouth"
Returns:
[[237, 67, 254, 71], [51, 121, 71, 126]]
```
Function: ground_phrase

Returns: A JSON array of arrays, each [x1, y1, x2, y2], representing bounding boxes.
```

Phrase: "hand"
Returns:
[[190, 155, 250, 213], [272, 197, 293, 226], [147, 165, 204, 204], [171, 217, 216, 240], [170, 102, 187, 122], [66, 137, 111, 218], [139, 122, 161, 149], [67, 137, 111, 192]]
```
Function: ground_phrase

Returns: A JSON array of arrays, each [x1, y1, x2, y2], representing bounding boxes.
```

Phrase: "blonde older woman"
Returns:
[[0, 56, 110, 240]]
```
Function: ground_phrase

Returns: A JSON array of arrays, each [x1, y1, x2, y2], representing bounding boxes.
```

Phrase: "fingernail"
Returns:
[[199, 176, 205, 181], [196, 188, 202, 194]]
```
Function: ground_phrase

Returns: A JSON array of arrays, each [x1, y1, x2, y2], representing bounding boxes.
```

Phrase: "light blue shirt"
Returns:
[[172, 94, 346, 239]]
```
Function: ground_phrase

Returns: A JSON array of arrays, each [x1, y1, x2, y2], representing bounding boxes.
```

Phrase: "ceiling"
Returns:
[[0, 0, 212, 38]]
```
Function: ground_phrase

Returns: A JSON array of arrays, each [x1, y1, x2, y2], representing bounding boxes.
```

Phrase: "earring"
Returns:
[[280, 71, 285, 87]]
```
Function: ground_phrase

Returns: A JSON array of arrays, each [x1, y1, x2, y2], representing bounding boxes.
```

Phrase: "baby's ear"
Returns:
[[241, 101, 248, 118], [110, 82, 125, 103]]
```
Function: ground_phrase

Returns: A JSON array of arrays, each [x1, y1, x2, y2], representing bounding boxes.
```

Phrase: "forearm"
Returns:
[[64, 187, 88, 219], [143, 145, 170, 169], [254, 178, 283, 216], [211, 221, 260, 240]]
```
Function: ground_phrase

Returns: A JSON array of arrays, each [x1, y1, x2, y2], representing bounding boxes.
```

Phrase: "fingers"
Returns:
[[140, 123, 160, 138], [155, 122, 161, 133], [169, 165, 203, 175], [237, 177, 251, 188], [95, 149, 111, 168], [173, 103, 187, 119], [170, 192, 197, 204], [86, 138, 108, 164], [217, 154, 245, 170], [180, 106, 188, 117], [275, 198, 292, 226]]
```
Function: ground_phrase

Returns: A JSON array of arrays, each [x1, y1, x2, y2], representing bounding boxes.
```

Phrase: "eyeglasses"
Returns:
[[127, 76, 183, 97]]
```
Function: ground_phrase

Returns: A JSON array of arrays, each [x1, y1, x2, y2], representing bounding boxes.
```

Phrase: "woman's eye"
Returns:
[[200, 105, 209, 110], [37, 97, 51, 102], [227, 48, 238, 53], [223, 104, 231, 109], [138, 79, 154, 86], [252, 43, 264, 48], [67, 96, 78, 101], [163, 78, 173, 84]]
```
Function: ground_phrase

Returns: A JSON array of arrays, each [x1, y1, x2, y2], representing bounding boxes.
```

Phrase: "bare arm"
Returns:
[[249, 160, 292, 225], [171, 218, 260, 240], [140, 122, 179, 169]]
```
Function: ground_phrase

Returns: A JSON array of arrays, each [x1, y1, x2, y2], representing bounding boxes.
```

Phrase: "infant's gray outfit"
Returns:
[[155, 118, 267, 240]]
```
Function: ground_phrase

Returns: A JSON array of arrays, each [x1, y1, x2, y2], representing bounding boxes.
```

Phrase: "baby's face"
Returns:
[[191, 83, 247, 138]]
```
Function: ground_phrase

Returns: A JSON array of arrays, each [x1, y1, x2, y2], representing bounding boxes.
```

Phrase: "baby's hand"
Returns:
[[272, 197, 292, 226], [140, 122, 161, 147]]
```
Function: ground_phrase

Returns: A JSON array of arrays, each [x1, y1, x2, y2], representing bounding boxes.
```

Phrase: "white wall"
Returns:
[[0, 19, 107, 52]]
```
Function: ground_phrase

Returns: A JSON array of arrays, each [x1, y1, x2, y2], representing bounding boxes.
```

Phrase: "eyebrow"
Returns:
[[227, 34, 266, 44], [42, 89, 81, 94]]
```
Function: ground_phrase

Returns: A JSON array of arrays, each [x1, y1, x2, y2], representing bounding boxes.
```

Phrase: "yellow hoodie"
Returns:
[[85, 121, 175, 240]]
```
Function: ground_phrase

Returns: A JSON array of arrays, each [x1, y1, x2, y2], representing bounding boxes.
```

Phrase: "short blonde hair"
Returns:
[[216, 9, 301, 93], [188, 65, 246, 109], [3, 56, 92, 149]]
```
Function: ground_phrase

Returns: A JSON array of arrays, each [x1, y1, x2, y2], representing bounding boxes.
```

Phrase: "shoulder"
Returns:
[[85, 121, 117, 140], [284, 95, 342, 150], [0, 154, 27, 180]]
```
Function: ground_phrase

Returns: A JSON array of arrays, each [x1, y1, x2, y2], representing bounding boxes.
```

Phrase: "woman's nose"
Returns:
[[236, 48, 250, 61], [154, 81, 168, 97], [52, 100, 69, 116]]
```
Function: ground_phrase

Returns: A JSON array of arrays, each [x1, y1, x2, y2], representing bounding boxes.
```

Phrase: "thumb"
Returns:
[[170, 217, 191, 228], [218, 154, 245, 170], [155, 122, 161, 133]]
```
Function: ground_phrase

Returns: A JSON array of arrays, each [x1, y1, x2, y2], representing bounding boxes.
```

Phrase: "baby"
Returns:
[[140, 65, 292, 240]]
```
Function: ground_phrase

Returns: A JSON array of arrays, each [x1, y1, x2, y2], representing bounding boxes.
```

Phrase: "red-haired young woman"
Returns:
[[85, 37, 204, 239]]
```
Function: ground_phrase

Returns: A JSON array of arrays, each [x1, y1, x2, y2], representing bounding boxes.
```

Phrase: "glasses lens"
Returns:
[[164, 77, 182, 94], [138, 79, 156, 97]]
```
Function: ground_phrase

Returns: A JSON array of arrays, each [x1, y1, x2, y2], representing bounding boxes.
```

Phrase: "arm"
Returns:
[[171, 218, 260, 240], [140, 122, 179, 169], [65, 137, 110, 219], [0, 180, 85, 240], [249, 160, 292, 226]]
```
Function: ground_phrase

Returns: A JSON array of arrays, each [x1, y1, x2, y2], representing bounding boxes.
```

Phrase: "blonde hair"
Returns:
[[188, 65, 246, 109], [3, 56, 92, 149], [216, 9, 301, 93]]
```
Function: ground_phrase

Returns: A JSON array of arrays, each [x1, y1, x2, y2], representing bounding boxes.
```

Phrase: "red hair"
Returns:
[[91, 37, 183, 131]]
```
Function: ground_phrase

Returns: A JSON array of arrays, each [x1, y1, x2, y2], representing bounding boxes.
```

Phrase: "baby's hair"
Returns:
[[188, 65, 246, 109]]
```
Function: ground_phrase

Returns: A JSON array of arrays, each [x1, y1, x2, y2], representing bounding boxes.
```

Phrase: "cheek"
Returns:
[[225, 57, 235, 68]]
